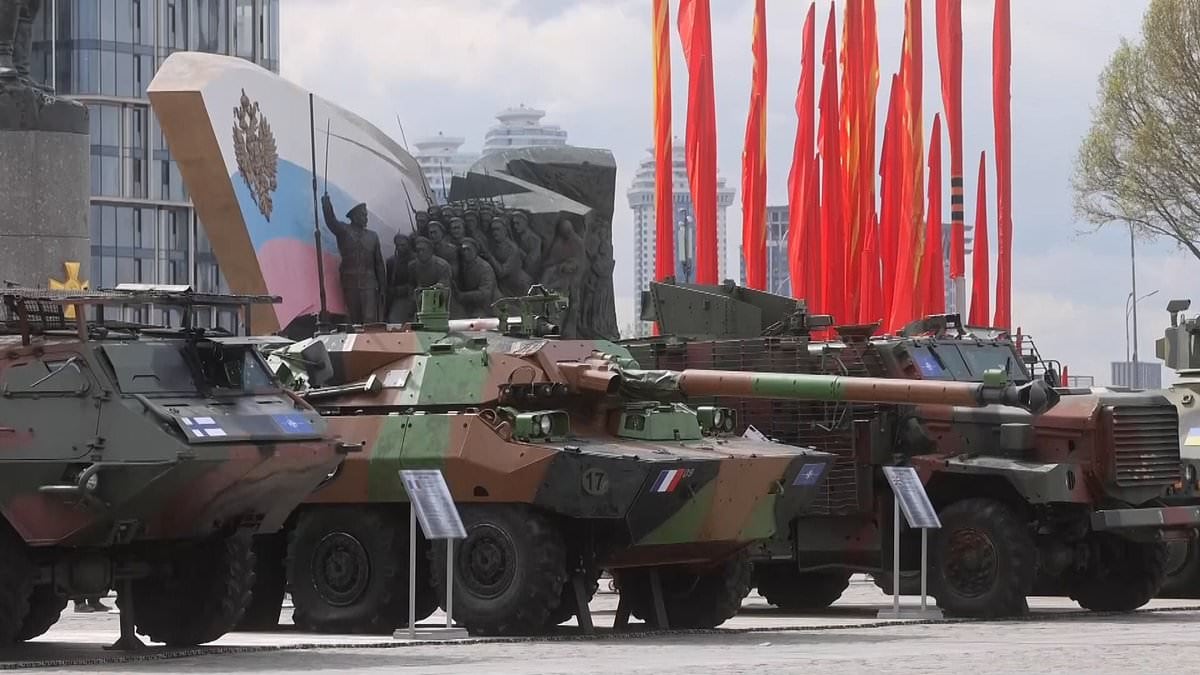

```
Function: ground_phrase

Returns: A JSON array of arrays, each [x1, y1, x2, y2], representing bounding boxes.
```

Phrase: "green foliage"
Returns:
[[1074, 0, 1200, 260]]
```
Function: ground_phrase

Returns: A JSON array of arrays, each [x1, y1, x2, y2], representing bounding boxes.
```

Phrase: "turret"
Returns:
[[1158, 299, 1200, 373]]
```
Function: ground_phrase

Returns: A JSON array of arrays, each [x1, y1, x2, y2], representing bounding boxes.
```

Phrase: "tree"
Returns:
[[1074, 0, 1200, 261]]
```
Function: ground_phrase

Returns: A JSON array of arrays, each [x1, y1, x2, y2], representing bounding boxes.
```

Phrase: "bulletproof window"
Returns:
[[103, 343, 197, 394], [1, 358, 89, 396], [958, 344, 1030, 384]]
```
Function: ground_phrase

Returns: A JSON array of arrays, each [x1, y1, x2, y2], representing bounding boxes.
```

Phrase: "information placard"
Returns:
[[881, 466, 941, 529], [399, 470, 466, 540]]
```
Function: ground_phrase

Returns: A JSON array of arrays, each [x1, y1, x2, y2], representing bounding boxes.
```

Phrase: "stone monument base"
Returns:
[[0, 83, 90, 288]]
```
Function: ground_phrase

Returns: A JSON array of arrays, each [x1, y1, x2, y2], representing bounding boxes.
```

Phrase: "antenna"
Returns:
[[396, 113, 435, 205], [308, 94, 330, 326], [322, 119, 331, 195]]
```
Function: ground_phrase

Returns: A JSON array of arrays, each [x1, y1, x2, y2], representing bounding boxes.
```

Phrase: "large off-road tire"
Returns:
[[619, 552, 753, 629], [431, 505, 566, 636], [237, 533, 288, 630], [1067, 533, 1167, 612], [1160, 538, 1200, 598], [287, 507, 432, 633], [0, 526, 34, 645], [753, 563, 850, 611], [17, 587, 67, 641], [544, 567, 600, 628], [123, 534, 255, 646], [930, 498, 1036, 618], [870, 571, 922, 596]]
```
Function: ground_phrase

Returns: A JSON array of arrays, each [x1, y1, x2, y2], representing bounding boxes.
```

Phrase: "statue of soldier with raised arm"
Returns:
[[321, 194, 386, 323]]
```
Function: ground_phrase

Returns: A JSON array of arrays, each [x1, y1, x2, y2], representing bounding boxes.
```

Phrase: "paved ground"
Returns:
[[5, 577, 1200, 673]]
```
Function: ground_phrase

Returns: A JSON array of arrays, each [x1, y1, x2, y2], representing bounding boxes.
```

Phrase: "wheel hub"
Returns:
[[944, 527, 999, 598], [459, 524, 517, 600], [312, 531, 370, 607]]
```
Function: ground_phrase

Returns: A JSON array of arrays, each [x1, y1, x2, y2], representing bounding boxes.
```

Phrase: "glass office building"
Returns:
[[28, 0, 279, 328]]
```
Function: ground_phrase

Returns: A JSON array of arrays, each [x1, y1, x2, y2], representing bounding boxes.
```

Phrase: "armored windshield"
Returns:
[[103, 342, 278, 395]]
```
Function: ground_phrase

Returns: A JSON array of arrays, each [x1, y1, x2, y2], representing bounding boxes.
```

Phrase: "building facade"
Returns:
[[412, 132, 479, 205], [30, 0, 279, 328], [1111, 361, 1162, 389], [481, 105, 567, 156], [627, 143, 735, 331]]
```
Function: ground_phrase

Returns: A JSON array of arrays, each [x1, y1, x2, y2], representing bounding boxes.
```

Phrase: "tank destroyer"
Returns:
[[0, 287, 350, 648]]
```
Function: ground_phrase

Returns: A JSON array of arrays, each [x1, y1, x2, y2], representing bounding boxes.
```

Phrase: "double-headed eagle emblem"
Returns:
[[232, 89, 279, 220]]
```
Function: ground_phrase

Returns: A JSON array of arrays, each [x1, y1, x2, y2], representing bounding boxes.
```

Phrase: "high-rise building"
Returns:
[[627, 143, 735, 331], [412, 132, 479, 205], [739, 206, 791, 297], [1111, 361, 1162, 389], [481, 105, 568, 156], [30, 0, 279, 328], [942, 221, 975, 314]]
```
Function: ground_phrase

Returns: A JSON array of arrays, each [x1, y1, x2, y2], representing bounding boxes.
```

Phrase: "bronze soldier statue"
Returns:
[[413, 211, 430, 238], [485, 217, 531, 297], [510, 210, 543, 279], [0, 0, 40, 80], [320, 195, 386, 324], [427, 220, 459, 274], [408, 235, 453, 300], [453, 238, 498, 319], [542, 218, 587, 335], [386, 233, 417, 324]]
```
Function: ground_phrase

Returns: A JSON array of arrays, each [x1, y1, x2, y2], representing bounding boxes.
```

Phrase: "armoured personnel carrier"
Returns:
[[0, 287, 349, 648], [633, 280, 1200, 618]]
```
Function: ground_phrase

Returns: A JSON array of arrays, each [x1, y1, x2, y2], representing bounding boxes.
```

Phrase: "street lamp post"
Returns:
[[1124, 287, 1159, 388], [1129, 226, 1139, 387]]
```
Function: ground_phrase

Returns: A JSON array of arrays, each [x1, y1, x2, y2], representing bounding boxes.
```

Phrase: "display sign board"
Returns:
[[399, 470, 466, 540], [882, 466, 942, 529]]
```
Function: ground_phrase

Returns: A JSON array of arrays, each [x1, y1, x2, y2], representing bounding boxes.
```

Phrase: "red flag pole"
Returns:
[[879, 73, 902, 327], [993, 0, 1013, 329], [787, 4, 817, 302], [678, 0, 720, 285], [936, 0, 965, 313], [968, 151, 991, 326], [741, 0, 768, 290], [839, 0, 864, 320]]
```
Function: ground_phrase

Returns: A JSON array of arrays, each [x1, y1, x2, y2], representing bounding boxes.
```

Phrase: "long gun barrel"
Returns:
[[560, 362, 1060, 415]]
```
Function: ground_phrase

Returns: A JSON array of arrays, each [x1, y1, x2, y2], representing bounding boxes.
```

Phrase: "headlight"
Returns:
[[712, 408, 725, 429], [84, 472, 99, 492], [539, 414, 553, 436]]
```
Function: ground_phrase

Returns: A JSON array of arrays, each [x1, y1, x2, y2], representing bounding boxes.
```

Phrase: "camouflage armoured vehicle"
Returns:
[[633, 280, 1200, 618], [0, 287, 349, 648], [249, 288, 1053, 636]]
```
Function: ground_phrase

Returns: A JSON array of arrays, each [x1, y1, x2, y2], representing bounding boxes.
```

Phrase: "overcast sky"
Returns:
[[280, 0, 1195, 384]]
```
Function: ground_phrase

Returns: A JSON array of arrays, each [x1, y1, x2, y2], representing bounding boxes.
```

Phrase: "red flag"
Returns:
[[1061, 365, 1069, 387], [818, 3, 845, 321], [678, 0, 719, 285], [922, 114, 945, 316], [787, 4, 817, 302], [652, 0, 674, 285], [839, 0, 864, 319], [969, 151, 990, 326], [860, 0, 881, 323], [936, 0, 965, 283], [992, 0, 1013, 329], [879, 73, 903, 325], [887, 1, 924, 332], [741, 0, 768, 290]]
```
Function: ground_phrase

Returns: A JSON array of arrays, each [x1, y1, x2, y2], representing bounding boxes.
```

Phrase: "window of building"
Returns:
[[234, 0, 254, 59], [115, 0, 132, 43], [76, 0, 99, 41]]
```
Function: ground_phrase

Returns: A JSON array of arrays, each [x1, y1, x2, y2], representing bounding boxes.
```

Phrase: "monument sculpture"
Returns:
[[320, 194, 386, 324], [0, 0, 90, 288]]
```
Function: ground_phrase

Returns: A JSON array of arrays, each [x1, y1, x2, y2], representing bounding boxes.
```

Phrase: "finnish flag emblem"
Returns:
[[181, 416, 227, 438]]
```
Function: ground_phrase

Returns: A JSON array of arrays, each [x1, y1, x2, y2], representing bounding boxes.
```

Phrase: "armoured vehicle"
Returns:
[[1155, 299, 1200, 596], [245, 288, 1053, 636], [633, 280, 1200, 618], [0, 287, 350, 648]]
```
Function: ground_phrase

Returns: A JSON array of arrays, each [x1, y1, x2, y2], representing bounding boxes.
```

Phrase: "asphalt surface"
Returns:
[[5, 577, 1200, 673]]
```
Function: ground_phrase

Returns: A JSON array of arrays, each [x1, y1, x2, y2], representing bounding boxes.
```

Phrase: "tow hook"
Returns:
[[336, 441, 365, 454]]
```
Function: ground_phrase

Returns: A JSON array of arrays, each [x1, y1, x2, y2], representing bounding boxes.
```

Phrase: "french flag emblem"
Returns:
[[651, 468, 687, 493]]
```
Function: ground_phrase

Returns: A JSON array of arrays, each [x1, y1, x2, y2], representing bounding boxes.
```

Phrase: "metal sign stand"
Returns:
[[396, 470, 469, 641], [877, 467, 944, 620]]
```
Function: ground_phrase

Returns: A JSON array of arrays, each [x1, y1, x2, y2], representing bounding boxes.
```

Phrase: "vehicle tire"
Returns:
[[753, 563, 850, 611], [1067, 533, 1167, 612], [431, 505, 566, 636], [17, 587, 67, 641], [123, 533, 255, 646], [1159, 538, 1200, 598], [930, 498, 1035, 618], [544, 567, 600, 628], [237, 533, 288, 630], [870, 571, 922, 596], [0, 526, 34, 645], [619, 552, 753, 629], [287, 507, 426, 634]]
